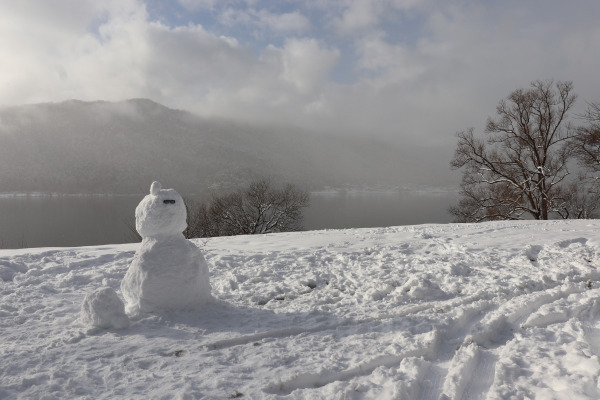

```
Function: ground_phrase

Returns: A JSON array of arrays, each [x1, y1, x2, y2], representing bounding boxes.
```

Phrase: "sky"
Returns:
[[1, 0, 600, 147]]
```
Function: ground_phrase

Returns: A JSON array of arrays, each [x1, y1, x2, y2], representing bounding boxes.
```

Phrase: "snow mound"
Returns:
[[401, 276, 446, 299], [80, 287, 130, 330]]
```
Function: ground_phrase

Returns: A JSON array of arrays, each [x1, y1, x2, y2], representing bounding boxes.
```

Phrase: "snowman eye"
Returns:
[[163, 199, 176, 204]]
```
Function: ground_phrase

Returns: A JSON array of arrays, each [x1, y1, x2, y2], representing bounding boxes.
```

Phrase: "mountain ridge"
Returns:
[[0, 98, 454, 194]]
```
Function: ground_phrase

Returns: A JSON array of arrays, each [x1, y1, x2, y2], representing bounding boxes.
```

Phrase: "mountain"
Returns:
[[0, 99, 455, 194]]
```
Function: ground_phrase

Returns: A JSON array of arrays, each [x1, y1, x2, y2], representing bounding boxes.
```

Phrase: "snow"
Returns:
[[134, 181, 187, 238], [121, 236, 212, 314], [121, 181, 212, 313], [1, 219, 600, 399], [80, 287, 130, 330]]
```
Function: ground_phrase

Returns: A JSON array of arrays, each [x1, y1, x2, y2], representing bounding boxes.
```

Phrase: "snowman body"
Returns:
[[121, 182, 211, 313]]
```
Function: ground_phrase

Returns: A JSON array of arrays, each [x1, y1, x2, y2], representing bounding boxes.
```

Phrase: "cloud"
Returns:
[[197, 38, 340, 125], [331, 0, 427, 36], [333, 0, 380, 35], [0, 0, 341, 131], [0, 0, 150, 103], [0, 0, 253, 106], [219, 8, 311, 36], [1, 0, 600, 153], [321, 0, 600, 144], [177, 0, 218, 11], [278, 39, 339, 93]]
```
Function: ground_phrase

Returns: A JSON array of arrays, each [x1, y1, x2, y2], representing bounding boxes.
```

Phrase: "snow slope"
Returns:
[[1, 220, 600, 399]]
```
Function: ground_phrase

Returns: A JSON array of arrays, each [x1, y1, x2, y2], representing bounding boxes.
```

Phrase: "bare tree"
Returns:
[[450, 80, 578, 222], [566, 102, 600, 219], [185, 180, 310, 238], [572, 101, 600, 174], [551, 178, 599, 219], [183, 198, 216, 239]]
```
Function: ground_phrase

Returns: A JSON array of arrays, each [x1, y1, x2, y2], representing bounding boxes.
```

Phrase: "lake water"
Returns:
[[0, 190, 458, 249]]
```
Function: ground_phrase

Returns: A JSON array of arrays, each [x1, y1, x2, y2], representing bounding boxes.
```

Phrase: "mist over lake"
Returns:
[[0, 190, 457, 249], [304, 189, 458, 230], [0, 100, 456, 195], [0, 100, 460, 250]]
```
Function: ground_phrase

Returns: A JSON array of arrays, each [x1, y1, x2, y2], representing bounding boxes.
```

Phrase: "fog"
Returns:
[[0, 190, 459, 248], [0, 99, 457, 194]]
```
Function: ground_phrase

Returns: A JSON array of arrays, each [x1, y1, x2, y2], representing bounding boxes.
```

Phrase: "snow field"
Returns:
[[0, 220, 599, 399]]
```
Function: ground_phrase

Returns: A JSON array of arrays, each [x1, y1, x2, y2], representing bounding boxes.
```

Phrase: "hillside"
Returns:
[[0, 99, 451, 194], [1, 220, 599, 398]]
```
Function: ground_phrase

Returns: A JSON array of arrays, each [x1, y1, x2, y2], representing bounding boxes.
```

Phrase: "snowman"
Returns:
[[121, 181, 212, 314]]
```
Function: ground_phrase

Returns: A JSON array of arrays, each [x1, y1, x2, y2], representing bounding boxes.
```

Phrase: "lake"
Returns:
[[0, 190, 458, 249]]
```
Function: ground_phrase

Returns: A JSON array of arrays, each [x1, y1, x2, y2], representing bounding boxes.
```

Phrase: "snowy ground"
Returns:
[[1, 220, 600, 399]]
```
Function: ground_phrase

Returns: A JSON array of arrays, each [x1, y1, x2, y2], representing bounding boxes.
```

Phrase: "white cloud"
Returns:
[[333, 0, 380, 35], [0, 0, 103, 34], [219, 8, 311, 36], [317, 0, 600, 144], [177, 0, 218, 11], [197, 38, 340, 125], [257, 9, 311, 34], [331, 0, 428, 36], [279, 38, 339, 93], [0, 0, 255, 107], [355, 35, 421, 82], [0, 0, 151, 103], [178, 0, 262, 11], [1, 0, 600, 152]]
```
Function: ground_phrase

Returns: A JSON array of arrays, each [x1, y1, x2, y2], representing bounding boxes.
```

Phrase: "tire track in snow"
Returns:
[[416, 299, 499, 400], [265, 354, 418, 394], [468, 283, 585, 347], [462, 349, 497, 399], [209, 229, 599, 397], [210, 280, 583, 396], [433, 281, 594, 400], [204, 291, 489, 350], [260, 295, 497, 396], [439, 343, 481, 400], [261, 293, 496, 397], [264, 330, 440, 395]]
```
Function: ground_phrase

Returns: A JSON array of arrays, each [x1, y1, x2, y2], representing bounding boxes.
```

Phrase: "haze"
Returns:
[[1, 0, 600, 179]]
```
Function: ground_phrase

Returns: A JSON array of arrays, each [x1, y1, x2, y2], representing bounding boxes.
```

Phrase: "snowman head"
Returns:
[[135, 181, 187, 238]]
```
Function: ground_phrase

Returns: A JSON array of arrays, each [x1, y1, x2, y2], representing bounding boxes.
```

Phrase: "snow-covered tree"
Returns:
[[450, 80, 581, 222]]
